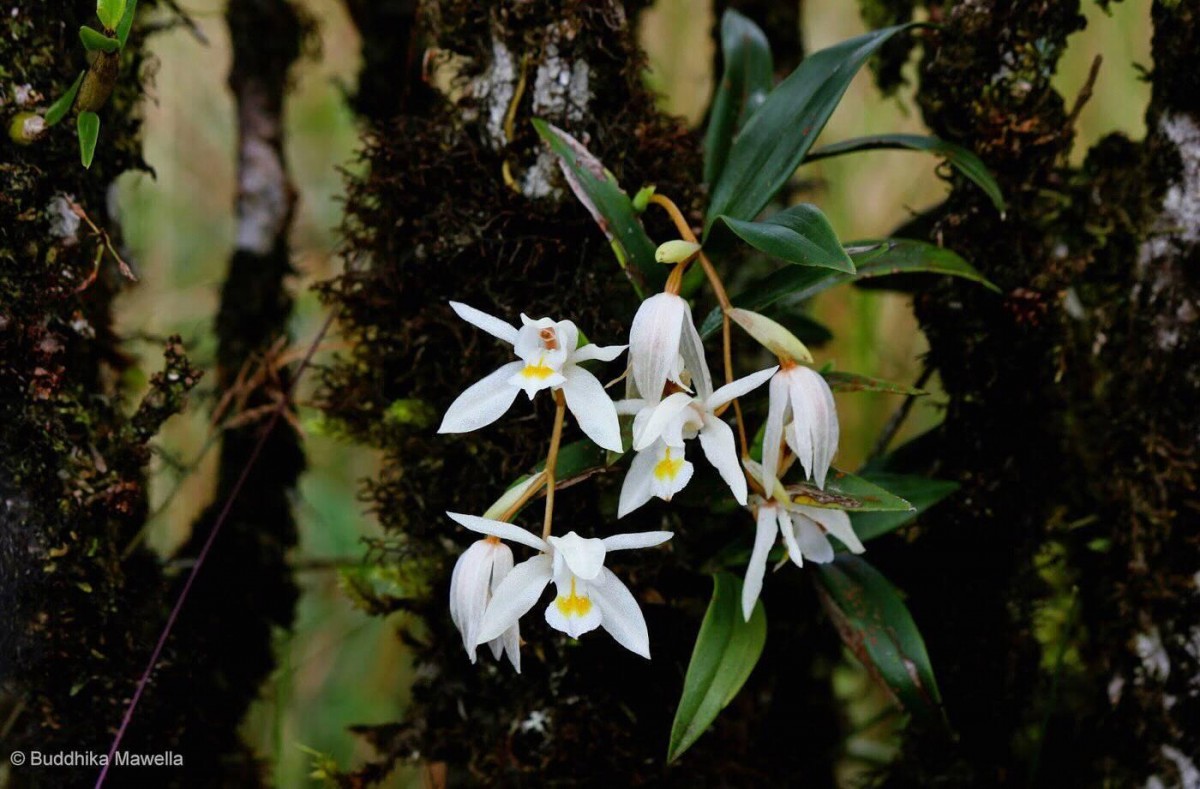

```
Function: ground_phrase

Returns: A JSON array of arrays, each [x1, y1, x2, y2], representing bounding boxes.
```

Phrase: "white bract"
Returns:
[[627, 292, 710, 404], [448, 512, 672, 659], [617, 349, 776, 516], [763, 363, 840, 494], [437, 302, 626, 451], [739, 459, 864, 620], [450, 538, 520, 670]]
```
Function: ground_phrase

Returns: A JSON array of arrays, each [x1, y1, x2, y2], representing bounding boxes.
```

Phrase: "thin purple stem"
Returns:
[[94, 310, 335, 788]]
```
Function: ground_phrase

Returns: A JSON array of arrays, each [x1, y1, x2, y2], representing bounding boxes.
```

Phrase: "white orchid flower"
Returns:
[[616, 365, 777, 516], [762, 363, 839, 494], [448, 513, 672, 659], [739, 459, 864, 620], [437, 302, 626, 451], [450, 537, 520, 670], [627, 292, 710, 404]]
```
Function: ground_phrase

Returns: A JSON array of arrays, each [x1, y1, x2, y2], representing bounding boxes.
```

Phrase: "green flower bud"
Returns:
[[655, 239, 701, 264]]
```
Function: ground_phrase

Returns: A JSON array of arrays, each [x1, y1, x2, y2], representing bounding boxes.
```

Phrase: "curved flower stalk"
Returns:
[[618, 365, 777, 516], [739, 459, 864, 620], [449, 537, 520, 670], [448, 513, 672, 659], [438, 302, 626, 451]]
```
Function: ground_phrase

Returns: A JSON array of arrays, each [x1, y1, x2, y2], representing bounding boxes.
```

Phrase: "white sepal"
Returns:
[[590, 568, 652, 658], [447, 512, 549, 553], [475, 554, 553, 644], [439, 361, 524, 434], [560, 365, 623, 452], [449, 301, 519, 345]]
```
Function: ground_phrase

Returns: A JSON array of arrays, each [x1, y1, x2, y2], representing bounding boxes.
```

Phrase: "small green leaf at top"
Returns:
[[96, 0, 127, 31], [850, 473, 959, 542], [532, 118, 661, 290], [712, 203, 854, 273], [116, 0, 138, 49], [44, 72, 85, 127], [668, 573, 766, 763], [704, 9, 773, 186], [77, 111, 100, 169], [815, 555, 944, 724], [786, 468, 913, 513], [705, 23, 922, 230], [80, 25, 120, 53], [805, 133, 1006, 214]]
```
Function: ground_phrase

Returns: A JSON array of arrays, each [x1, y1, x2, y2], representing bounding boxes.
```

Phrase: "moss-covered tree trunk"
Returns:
[[864, 1, 1199, 786]]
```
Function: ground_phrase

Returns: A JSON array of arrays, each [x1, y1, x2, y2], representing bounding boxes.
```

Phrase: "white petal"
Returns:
[[450, 541, 492, 659], [698, 414, 747, 505], [476, 554, 553, 644], [500, 623, 521, 672], [618, 446, 657, 518], [792, 505, 863, 554], [784, 369, 815, 483], [590, 568, 652, 658], [554, 319, 580, 356], [573, 343, 627, 363], [544, 575, 603, 637], [775, 508, 803, 568], [794, 513, 836, 564], [707, 366, 778, 411], [547, 532, 607, 581], [632, 392, 694, 451], [560, 366, 623, 452], [791, 366, 838, 489], [602, 531, 673, 551], [648, 443, 693, 501], [446, 512, 549, 552], [742, 504, 778, 621], [615, 397, 647, 416], [438, 361, 523, 434], [449, 301, 518, 345], [762, 373, 790, 495], [678, 304, 713, 401], [629, 293, 686, 404]]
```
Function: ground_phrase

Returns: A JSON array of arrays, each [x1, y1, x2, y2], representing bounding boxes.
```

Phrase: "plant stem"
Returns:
[[542, 390, 567, 539]]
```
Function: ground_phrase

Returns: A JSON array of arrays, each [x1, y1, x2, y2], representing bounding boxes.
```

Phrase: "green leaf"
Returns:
[[492, 440, 615, 522], [823, 371, 928, 396], [116, 0, 138, 49], [805, 133, 1006, 214], [705, 24, 921, 229], [702, 237, 996, 337], [851, 473, 959, 542], [712, 203, 854, 273], [80, 25, 120, 52], [704, 9, 773, 186], [77, 111, 100, 169], [668, 573, 766, 763], [815, 556, 944, 723], [532, 118, 661, 289], [786, 468, 914, 513], [96, 0, 126, 31], [44, 72, 85, 127]]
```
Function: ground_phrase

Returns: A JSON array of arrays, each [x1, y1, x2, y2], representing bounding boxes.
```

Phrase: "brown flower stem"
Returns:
[[542, 390, 567, 539]]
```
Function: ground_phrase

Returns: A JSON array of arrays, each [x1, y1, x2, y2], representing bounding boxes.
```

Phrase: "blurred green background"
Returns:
[[113, 0, 1151, 784]]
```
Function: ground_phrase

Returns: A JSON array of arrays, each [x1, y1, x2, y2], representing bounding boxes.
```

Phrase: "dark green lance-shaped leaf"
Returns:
[[77, 111, 100, 169], [815, 556, 944, 723], [532, 118, 661, 288], [80, 25, 120, 52], [851, 473, 959, 542], [712, 203, 854, 273], [701, 237, 996, 336], [96, 0, 126, 30], [116, 0, 138, 49], [704, 9, 773, 186], [668, 573, 766, 763], [806, 133, 1006, 214], [44, 72, 85, 127], [705, 24, 921, 229], [824, 371, 928, 396], [786, 468, 913, 513]]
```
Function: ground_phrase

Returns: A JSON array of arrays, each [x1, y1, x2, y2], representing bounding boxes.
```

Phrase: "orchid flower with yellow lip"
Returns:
[[437, 302, 626, 451], [616, 360, 777, 517], [738, 459, 864, 620], [447, 513, 672, 659]]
